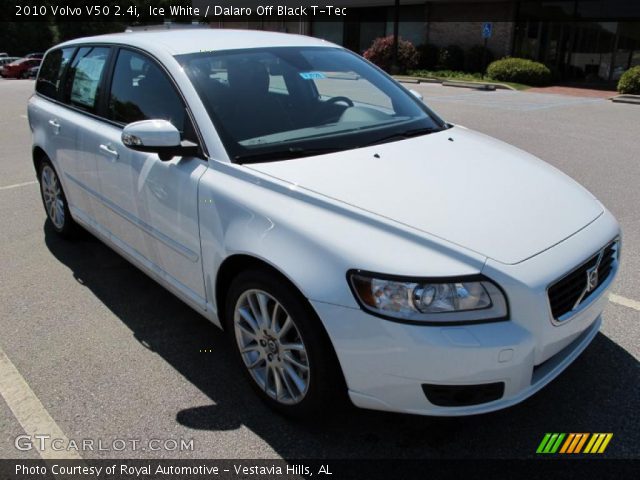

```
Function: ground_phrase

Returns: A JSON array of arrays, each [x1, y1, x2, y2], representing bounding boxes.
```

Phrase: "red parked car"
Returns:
[[0, 58, 41, 79]]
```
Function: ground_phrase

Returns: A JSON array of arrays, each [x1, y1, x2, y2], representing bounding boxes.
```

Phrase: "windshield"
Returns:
[[177, 47, 447, 163]]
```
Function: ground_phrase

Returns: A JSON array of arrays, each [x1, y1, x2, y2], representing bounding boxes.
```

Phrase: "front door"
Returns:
[[93, 47, 207, 308]]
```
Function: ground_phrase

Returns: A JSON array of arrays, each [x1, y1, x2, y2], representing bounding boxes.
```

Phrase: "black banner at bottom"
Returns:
[[1, 459, 638, 480]]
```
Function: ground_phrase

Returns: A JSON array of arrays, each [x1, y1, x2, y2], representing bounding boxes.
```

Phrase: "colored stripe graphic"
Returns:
[[573, 433, 589, 453], [538, 433, 613, 454], [536, 433, 552, 453], [597, 433, 613, 453], [550, 433, 565, 453], [536, 433, 565, 454], [584, 433, 614, 454], [559, 433, 575, 453], [584, 434, 599, 453]]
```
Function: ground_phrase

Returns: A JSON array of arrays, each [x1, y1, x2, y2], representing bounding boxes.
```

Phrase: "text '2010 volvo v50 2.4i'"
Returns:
[[28, 30, 620, 417]]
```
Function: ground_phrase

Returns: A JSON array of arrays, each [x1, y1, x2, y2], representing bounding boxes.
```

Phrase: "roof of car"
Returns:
[[57, 29, 335, 55]]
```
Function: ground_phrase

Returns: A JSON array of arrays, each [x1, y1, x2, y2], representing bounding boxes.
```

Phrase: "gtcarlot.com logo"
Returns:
[[536, 433, 613, 454], [15, 435, 194, 452]]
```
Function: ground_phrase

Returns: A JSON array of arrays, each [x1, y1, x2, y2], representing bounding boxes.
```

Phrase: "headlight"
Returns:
[[348, 271, 508, 324]]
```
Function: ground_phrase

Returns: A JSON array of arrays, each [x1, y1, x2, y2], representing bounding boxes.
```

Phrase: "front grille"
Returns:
[[548, 239, 619, 320]]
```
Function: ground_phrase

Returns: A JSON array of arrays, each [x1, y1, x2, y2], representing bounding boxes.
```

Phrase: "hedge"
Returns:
[[617, 66, 640, 94], [363, 36, 419, 73], [487, 57, 551, 86]]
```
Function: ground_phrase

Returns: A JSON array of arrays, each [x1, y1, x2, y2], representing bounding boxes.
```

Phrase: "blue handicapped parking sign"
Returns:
[[482, 22, 493, 39]]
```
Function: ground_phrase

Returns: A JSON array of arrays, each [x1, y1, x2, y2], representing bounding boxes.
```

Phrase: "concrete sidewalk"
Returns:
[[525, 86, 617, 98]]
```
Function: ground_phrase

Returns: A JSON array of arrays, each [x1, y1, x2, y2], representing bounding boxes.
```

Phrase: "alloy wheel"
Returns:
[[41, 164, 65, 229], [233, 289, 310, 404]]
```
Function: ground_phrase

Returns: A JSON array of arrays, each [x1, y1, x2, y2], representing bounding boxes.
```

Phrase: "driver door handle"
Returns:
[[48, 119, 61, 134], [99, 143, 119, 160]]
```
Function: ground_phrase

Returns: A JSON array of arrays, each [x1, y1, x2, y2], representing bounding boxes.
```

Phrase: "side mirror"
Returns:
[[409, 89, 423, 101], [121, 119, 199, 161]]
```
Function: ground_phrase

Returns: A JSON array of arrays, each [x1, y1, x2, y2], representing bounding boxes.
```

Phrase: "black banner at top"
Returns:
[[3, 0, 640, 23]]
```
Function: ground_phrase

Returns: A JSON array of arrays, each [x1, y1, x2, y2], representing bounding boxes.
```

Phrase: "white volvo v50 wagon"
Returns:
[[28, 30, 620, 417]]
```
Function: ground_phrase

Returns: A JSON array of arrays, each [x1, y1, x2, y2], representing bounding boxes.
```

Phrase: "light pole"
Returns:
[[391, 0, 400, 74]]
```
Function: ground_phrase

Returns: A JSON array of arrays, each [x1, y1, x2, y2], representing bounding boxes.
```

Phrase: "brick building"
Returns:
[[206, 0, 640, 84]]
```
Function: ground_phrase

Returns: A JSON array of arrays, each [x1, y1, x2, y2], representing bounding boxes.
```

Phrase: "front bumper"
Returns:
[[312, 300, 603, 416], [311, 211, 619, 416]]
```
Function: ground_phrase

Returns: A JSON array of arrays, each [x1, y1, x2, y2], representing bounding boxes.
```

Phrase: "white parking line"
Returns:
[[0, 180, 37, 191], [0, 346, 82, 460], [609, 293, 640, 311]]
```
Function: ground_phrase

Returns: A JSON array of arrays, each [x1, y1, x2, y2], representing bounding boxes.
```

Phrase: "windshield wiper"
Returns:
[[361, 127, 442, 147], [234, 146, 342, 164]]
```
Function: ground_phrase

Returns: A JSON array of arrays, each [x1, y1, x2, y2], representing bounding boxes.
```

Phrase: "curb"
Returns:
[[611, 94, 640, 105], [394, 76, 516, 91], [442, 80, 496, 91], [394, 76, 440, 84]]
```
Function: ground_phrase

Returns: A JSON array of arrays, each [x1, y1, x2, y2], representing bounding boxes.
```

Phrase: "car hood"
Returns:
[[247, 126, 603, 265]]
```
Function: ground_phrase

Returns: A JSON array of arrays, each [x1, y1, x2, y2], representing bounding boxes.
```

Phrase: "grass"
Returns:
[[405, 69, 531, 90]]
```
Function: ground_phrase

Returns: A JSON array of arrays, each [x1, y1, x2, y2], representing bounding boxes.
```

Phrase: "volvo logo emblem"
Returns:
[[572, 249, 605, 310]]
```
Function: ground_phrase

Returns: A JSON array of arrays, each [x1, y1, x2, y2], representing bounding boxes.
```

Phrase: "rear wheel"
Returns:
[[38, 160, 78, 238], [225, 268, 346, 418]]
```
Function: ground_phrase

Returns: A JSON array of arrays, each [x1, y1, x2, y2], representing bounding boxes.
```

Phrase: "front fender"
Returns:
[[198, 161, 486, 319]]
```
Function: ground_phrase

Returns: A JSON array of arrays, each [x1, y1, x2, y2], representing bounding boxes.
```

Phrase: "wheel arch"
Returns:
[[215, 253, 309, 331], [32, 145, 48, 176], [214, 252, 349, 396]]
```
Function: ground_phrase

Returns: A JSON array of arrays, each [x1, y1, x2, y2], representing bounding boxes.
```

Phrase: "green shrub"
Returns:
[[486, 57, 551, 86], [363, 35, 419, 73], [617, 66, 640, 94], [416, 43, 439, 70], [464, 45, 494, 73], [409, 69, 482, 80], [436, 45, 464, 71]]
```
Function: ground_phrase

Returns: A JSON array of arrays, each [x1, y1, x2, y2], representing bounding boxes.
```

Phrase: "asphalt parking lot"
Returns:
[[0, 78, 638, 460]]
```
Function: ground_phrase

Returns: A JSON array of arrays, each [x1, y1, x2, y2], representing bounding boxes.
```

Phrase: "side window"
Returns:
[[36, 47, 74, 98], [65, 47, 110, 113], [108, 49, 186, 133]]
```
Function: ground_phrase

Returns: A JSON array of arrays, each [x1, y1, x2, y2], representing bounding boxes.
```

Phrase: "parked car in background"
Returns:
[[0, 58, 41, 78], [27, 66, 40, 79], [29, 31, 621, 418], [0, 56, 20, 67], [25, 52, 44, 59], [0, 52, 8, 57]]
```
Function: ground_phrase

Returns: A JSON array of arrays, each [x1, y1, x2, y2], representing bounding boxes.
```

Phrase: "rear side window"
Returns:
[[108, 49, 186, 130], [36, 48, 74, 99], [65, 47, 110, 113]]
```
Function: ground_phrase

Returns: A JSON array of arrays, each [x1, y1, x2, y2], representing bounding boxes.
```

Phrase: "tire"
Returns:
[[38, 159, 79, 238], [224, 268, 346, 419]]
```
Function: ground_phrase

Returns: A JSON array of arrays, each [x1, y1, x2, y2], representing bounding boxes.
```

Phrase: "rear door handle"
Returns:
[[48, 119, 60, 134], [99, 143, 119, 160]]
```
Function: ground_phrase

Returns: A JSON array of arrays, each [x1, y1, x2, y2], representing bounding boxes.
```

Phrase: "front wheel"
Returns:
[[39, 160, 78, 238], [225, 269, 346, 418]]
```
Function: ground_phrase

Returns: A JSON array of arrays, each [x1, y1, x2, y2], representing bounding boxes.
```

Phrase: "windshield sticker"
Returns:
[[299, 71, 326, 80]]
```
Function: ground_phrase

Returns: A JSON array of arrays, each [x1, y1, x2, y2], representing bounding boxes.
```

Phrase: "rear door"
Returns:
[[31, 46, 76, 198], [59, 46, 113, 226], [94, 47, 207, 308]]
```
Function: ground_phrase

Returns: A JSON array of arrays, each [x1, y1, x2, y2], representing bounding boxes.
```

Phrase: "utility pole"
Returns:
[[391, 0, 400, 74]]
